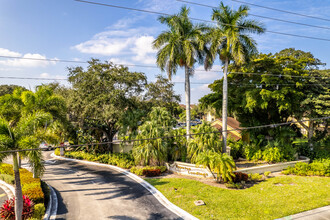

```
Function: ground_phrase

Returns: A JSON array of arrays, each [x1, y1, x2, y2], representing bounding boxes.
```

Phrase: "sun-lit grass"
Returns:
[[145, 176, 330, 220]]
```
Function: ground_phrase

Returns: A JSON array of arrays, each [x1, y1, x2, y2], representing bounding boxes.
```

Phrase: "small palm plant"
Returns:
[[196, 151, 236, 183], [133, 107, 176, 165], [188, 122, 222, 163], [0, 112, 54, 220]]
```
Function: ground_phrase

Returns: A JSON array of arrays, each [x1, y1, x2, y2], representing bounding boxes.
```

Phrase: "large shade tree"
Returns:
[[204, 2, 265, 152], [200, 49, 329, 145], [67, 59, 147, 153], [153, 6, 207, 140]]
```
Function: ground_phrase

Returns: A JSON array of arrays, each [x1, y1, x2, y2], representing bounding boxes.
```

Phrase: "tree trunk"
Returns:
[[13, 153, 23, 220], [105, 132, 114, 153], [222, 58, 229, 153], [185, 66, 191, 141], [17, 153, 21, 168], [308, 121, 314, 147]]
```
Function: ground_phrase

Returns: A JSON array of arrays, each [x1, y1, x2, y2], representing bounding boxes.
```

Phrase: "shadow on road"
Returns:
[[53, 187, 68, 220]]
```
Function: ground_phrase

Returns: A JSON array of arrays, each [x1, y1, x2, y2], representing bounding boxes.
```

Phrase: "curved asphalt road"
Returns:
[[42, 151, 181, 220]]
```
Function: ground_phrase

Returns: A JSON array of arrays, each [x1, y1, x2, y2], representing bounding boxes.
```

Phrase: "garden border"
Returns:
[[51, 153, 199, 220], [0, 179, 15, 199]]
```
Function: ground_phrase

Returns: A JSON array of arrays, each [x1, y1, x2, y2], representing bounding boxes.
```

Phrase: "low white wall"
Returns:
[[167, 161, 214, 178], [234, 157, 310, 174], [167, 157, 310, 178]]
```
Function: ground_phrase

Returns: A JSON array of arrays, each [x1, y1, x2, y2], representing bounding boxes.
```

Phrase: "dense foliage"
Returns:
[[282, 159, 330, 177]]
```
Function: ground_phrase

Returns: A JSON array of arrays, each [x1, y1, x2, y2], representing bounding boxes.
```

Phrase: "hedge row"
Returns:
[[282, 159, 330, 177], [56, 149, 135, 169]]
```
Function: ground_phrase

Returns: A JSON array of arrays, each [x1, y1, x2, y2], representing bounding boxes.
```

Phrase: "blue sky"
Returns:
[[1, 0, 330, 103]]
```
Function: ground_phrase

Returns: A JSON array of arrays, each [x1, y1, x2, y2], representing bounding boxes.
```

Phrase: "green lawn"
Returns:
[[145, 176, 330, 220]]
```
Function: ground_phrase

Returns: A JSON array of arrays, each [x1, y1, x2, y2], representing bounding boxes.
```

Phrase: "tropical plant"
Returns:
[[187, 122, 222, 163], [204, 2, 265, 152], [196, 151, 236, 183], [0, 195, 34, 220], [169, 128, 187, 162], [153, 6, 207, 140], [0, 112, 53, 219], [133, 107, 176, 165]]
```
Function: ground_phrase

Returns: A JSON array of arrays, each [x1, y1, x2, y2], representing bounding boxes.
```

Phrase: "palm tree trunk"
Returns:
[[222, 58, 229, 153], [13, 153, 23, 220], [185, 66, 191, 141]]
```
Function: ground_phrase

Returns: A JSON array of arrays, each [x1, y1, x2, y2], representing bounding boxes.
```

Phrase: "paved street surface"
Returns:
[[42, 151, 181, 220], [0, 188, 8, 205]]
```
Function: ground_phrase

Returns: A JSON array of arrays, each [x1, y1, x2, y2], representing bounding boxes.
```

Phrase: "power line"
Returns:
[[1, 76, 329, 87], [231, 0, 330, 22], [74, 0, 330, 42], [0, 116, 328, 154], [177, 0, 330, 31], [1, 55, 329, 79]]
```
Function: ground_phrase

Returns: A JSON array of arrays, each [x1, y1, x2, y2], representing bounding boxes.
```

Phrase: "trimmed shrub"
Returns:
[[64, 151, 135, 169], [31, 203, 45, 219], [264, 171, 271, 177], [130, 166, 167, 176], [282, 159, 330, 176], [142, 169, 161, 177], [54, 148, 61, 156], [0, 164, 14, 175], [233, 172, 248, 183], [0, 195, 34, 220], [0, 174, 15, 184], [248, 173, 263, 182]]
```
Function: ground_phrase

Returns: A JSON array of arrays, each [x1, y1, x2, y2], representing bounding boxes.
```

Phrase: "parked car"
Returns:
[[39, 142, 52, 151]]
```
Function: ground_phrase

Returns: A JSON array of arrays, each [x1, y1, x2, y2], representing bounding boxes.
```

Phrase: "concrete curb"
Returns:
[[51, 153, 199, 220], [43, 182, 58, 220], [276, 205, 330, 220], [0, 180, 15, 199]]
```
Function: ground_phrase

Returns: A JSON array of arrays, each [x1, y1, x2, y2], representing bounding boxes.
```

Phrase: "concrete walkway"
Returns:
[[278, 205, 330, 220]]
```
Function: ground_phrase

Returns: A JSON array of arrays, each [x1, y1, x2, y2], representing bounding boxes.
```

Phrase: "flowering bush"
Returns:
[[142, 169, 161, 177], [0, 195, 34, 220]]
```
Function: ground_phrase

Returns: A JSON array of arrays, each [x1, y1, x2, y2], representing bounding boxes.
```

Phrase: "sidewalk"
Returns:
[[278, 205, 330, 220]]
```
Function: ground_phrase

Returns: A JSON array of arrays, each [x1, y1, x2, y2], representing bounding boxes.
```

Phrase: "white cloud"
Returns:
[[131, 36, 157, 64], [109, 58, 134, 66], [40, 73, 50, 78], [0, 48, 56, 68], [0, 48, 21, 57], [193, 65, 222, 81], [73, 26, 158, 64]]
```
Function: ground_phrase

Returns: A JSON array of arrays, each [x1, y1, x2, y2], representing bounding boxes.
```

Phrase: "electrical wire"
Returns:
[[0, 55, 329, 79], [1, 76, 329, 87], [177, 0, 330, 31], [74, 0, 330, 42], [0, 116, 328, 154], [231, 0, 330, 22]]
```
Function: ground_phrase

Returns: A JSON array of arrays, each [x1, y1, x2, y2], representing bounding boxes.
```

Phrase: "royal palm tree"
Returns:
[[153, 6, 207, 140], [0, 112, 53, 220], [204, 2, 265, 152]]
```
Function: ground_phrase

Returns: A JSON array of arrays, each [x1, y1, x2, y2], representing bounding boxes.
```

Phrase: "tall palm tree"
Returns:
[[205, 2, 265, 152], [0, 112, 53, 220], [153, 6, 207, 140]]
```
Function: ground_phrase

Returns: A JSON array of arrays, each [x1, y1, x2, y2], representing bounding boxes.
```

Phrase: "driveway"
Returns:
[[42, 151, 181, 220]]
